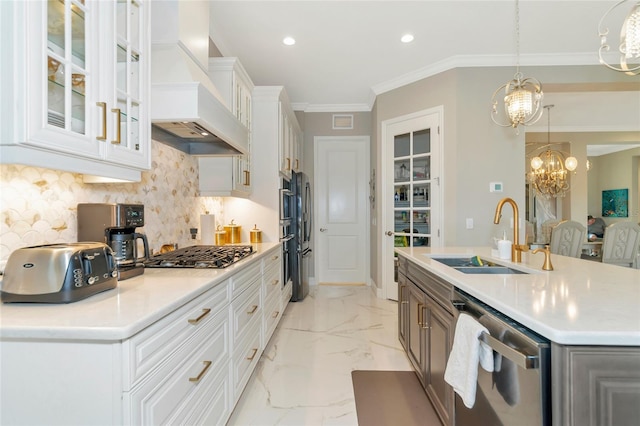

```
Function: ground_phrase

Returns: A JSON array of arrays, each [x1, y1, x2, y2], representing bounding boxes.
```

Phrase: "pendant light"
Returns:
[[598, 0, 640, 75]]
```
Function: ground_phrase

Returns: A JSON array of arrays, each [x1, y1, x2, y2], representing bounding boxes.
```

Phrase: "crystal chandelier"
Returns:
[[598, 0, 640, 75], [527, 105, 578, 198], [491, 0, 544, 133]]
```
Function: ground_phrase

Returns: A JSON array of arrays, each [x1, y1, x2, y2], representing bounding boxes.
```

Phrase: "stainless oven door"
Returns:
[[453, 290, 551, 426], [280, 233, 293, 290]]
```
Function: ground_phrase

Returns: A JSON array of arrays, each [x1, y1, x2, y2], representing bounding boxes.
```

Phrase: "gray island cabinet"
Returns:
[[395, 246, 640, 426]]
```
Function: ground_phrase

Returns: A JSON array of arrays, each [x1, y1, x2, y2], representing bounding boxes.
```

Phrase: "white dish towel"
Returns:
[[444, 312, 494, 409]]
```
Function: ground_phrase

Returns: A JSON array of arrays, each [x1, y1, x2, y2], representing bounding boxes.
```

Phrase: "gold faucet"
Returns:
[[493, 197, 528, 262]]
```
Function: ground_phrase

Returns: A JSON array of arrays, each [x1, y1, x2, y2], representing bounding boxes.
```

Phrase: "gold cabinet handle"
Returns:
[[417, 303, 424, 327], [421, 305, 430, 330], [244, 170, 250, 186], [188, 308, 211, 325], [295, 159, 299, 170], [286, 157, 291, 171], [189, 360, 212, 383], [272, 255, 279, 260], [111, 108, 121, 144], [96, 102, 107, 141], [246, 348, 258, 361], [272, 311, 280, 319], [271, 279, 279, 286], [247, 304, 258, 314]]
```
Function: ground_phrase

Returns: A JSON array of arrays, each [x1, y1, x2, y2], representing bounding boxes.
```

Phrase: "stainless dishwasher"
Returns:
[[452, 289, 551, 426]]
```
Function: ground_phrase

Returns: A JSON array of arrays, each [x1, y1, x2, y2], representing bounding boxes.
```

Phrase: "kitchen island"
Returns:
[[0, 242, 287, 425], [395, 246, 640, 426]]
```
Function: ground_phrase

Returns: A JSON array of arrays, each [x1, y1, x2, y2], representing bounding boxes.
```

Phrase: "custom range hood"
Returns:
[[150, 1, 248, 156]]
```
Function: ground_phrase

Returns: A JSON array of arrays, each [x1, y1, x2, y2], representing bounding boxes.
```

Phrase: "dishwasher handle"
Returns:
[[479, 332, 539, 370]]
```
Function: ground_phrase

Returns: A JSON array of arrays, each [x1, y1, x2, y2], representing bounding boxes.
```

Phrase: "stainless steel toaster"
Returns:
[[1, 243, 118, 303]]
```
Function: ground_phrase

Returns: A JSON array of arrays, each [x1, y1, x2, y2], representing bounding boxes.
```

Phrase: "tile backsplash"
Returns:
[[0, 141, 224, 266]]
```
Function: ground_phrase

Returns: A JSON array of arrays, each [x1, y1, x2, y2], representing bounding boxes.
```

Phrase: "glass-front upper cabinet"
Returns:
[[103, 0, 149, 168], [0, 0, 149, 179], [393, 129, 432, 248]]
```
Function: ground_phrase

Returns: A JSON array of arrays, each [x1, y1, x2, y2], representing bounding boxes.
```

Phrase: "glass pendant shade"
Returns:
[[598, 0, 640, 75], [531, 156, 544, 170], [565, 156, 578, 171]]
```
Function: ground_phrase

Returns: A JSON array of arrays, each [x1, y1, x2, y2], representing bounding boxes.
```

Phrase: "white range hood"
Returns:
[[150, 1, 248, 156]]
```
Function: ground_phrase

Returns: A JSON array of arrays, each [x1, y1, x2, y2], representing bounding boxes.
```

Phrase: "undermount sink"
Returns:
[[453, 266, 527, 275], [429, 257, 529, 275]]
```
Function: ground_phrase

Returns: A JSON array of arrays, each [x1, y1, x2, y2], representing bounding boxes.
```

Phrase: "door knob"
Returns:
[[320, 228, 327, 232], [386, 231, 394, 236]]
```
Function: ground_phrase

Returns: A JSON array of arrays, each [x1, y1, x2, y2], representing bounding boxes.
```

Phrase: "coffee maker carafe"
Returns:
[[78, 203, 150, 280]]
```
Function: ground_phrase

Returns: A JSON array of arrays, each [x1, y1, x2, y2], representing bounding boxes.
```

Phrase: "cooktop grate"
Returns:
[[144, 245, 254, 269]]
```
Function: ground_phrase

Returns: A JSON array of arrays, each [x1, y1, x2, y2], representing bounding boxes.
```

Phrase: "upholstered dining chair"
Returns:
[[601, 222, 640, 268], [549, 220, 586, 258]]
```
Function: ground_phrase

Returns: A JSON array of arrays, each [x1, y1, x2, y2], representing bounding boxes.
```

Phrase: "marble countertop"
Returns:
[[0, 243, 280, 341], [395, 246, 640, 346]]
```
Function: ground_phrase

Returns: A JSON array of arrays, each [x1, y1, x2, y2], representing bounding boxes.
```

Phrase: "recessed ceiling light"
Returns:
[[283, 36, 296, 46], [401, 34, 414, 43]]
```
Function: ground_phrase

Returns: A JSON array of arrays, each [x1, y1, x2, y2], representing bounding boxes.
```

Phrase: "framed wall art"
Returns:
[[602, 188, 628, 217]]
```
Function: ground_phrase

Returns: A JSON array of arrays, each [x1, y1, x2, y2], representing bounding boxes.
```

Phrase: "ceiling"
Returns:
[[208, 0, 637, 112]]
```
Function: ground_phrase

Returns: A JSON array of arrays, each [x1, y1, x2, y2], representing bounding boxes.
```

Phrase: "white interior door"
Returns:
[[315, 136, 370, 284], [382, 108, 442, 300]]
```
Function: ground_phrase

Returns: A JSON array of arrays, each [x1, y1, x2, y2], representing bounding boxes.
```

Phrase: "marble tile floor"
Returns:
[[227, 285, 415, 426]]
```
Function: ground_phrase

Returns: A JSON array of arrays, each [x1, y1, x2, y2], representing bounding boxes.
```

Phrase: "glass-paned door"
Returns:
[[47, 0, 90, 135], [393, 128, 432, 248]]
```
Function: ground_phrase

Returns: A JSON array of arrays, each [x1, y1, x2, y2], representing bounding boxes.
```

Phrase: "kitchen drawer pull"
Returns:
[[244, 170, 250, 186], [189, 360, 212, 383], [295, 159, 299, 170], [417, 303, 424, 327], [272, 255, 279, 260], [271, 279, 279, 286], [246, 348, 258, 361], [286, 157, 291, 170], [188, 308, 211, 325], [247, 305, 258, 314], [96, 102, 107, 141], [272, 311, 280, 319], [421, 304, 430, 330], [111, 108, 121, 145]]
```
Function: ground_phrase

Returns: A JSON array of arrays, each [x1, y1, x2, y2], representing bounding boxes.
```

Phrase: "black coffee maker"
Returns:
[[77, 203, 150, 280]]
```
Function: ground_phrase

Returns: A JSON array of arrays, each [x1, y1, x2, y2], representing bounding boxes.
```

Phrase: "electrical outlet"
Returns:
[[466, 218, 473, 229]]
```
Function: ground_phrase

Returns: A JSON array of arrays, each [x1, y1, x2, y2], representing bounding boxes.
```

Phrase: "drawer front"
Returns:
[[231, 279, 261, 349], [263, 260, 281, 302], [230, 259, 261, 299], [231, 320, 261, 400], [263, 290, 281, 346], [262, 249, 281, 273], [123, 280, 230, 388], [126, 310, 230, 425]]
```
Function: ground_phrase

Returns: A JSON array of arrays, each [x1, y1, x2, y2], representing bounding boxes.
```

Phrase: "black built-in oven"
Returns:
[[280, 178, 294, 289]]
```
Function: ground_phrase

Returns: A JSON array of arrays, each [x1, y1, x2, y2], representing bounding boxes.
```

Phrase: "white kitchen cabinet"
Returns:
[[0, 245, 287, 426], [0, 0, 150, 181], [278, 97, 303, 178], [201, 58, 254, 197]]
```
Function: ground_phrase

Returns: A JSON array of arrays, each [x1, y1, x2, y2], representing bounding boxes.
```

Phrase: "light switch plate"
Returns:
[[490, 182, 503, 192], [466, 218, 474, 229]]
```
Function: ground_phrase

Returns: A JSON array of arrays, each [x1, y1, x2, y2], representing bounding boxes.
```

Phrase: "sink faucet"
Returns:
[[493, 197, 528, 262]]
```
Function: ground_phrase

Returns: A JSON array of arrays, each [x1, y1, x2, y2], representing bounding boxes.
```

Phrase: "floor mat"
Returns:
[[351, 370, 442, 426]]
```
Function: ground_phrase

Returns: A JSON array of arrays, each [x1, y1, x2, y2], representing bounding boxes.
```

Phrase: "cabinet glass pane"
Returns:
[[130, 1, 141, 49], [414, 128, 431, 155], [394, 133, 410, 157], [117, 99, 127, 146], [394, 184, 410, 208], [394, 160, 410, 183], [117, 1, 127, 41], [413, 157, 430, 181], [71, 72, 86, 134], [413, 183, 430, 207], [47, 58, 65, 127], [70, 2, 85, 66], [117, 44, 127, 93], [48, 0, 66, 53], [130, 102, 140, 150], [130, 51, 140, 99]]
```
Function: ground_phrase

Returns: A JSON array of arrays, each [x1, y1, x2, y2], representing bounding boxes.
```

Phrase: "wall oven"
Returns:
[[452, 289, 551, 426], [280, 178, 294, 290]]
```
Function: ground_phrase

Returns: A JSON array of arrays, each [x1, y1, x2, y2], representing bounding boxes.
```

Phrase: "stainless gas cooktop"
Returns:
[[144, 245, 254, 269]]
